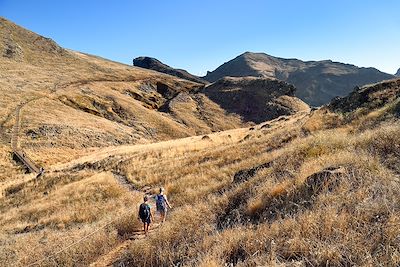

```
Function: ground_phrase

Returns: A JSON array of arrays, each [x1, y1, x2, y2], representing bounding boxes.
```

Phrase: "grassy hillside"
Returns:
[[1, 16, 399, 267], [1, 18, 309, 181], [118, 83, 400, 266], [0, 17, 254, 182], [1, 78, 399, 266]]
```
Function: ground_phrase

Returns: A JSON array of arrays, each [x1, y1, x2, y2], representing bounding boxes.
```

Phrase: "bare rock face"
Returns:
[[395, 68, 400, 77], [203, 77, 309, 123], [204, 52, 394, 106]]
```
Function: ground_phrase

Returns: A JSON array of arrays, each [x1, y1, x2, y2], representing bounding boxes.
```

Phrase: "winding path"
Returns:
[[89, 173, 160, 267]]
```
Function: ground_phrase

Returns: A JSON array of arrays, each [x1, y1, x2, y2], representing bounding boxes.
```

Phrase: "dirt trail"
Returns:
[[91, 112, 311, 267], [89, 173, 160, 267], [90, 223, 160, 267]]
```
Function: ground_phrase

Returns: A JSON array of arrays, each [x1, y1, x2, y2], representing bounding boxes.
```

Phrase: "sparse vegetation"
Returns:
[[116, 109, 400, 266], [1, 16, 400, 267], [2, 98, 399, 266]]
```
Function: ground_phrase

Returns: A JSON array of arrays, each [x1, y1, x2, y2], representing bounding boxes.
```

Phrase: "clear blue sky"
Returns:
[[1, 0, 399, 75]]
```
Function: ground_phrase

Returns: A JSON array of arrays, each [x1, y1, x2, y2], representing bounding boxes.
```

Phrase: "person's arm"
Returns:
[[149, 205, 154, 220], [165, 195, 172, 209]]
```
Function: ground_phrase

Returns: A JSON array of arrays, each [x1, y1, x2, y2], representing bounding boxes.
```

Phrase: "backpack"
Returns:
[[156, 194, 166, 211], [139, 203, 150, 220]]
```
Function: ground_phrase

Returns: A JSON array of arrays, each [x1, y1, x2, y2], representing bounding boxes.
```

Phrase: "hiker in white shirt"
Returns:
[[155, 187, 172, 223]]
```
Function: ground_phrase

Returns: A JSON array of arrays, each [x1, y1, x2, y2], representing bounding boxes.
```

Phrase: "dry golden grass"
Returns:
[[0, 170, 142, 266], [1, 17, 400, 267], [0, 17, 250, 186], [114, 109, 399, 266], [0, 110, 302, 266], [1, 98, 399, 266]]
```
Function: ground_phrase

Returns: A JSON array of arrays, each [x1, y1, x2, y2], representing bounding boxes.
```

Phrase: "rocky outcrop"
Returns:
[[203, 52, 394, 106], [203, 77, 309, 123], [329, 78, 400, 113], [133, 56, 207, 84]]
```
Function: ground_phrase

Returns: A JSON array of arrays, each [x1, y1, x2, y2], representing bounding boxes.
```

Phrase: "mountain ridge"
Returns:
[[133, 56, 208, 84], [132, 51, 394, 106], [203, 52, 394, 106]]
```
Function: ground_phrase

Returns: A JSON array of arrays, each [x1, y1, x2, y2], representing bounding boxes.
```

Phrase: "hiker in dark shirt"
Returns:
[[156, 187, 172, 223], [138, 195, 153, 235]]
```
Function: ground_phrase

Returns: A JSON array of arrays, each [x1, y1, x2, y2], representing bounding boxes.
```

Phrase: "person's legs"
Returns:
[[143, 217, 151, 235], [160, 210, 167, 223]]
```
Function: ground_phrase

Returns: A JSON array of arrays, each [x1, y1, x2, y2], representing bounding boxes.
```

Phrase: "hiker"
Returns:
[[156, 187, 172, 223], [138, 195, 153, 235]]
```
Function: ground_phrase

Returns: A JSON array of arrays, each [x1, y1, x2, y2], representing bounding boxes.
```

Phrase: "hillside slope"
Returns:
[[0, 17, 238, 175], [1, 78, 399, 266], [2, 16, 399, 267], [133, 56, 207, 84], [204, 52, 394, 106], [329, 78, 400, 113], [0, 18, 312, 175], [203, 77, 309, 123]]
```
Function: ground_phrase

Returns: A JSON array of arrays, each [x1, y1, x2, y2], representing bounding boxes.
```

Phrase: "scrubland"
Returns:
[[1, 17, 399, 267], [119, 107, 400, 266], [1, 96, 399, 266]]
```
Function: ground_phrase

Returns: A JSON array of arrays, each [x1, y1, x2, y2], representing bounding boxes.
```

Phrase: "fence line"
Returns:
[[11, 99, 41, 173]]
